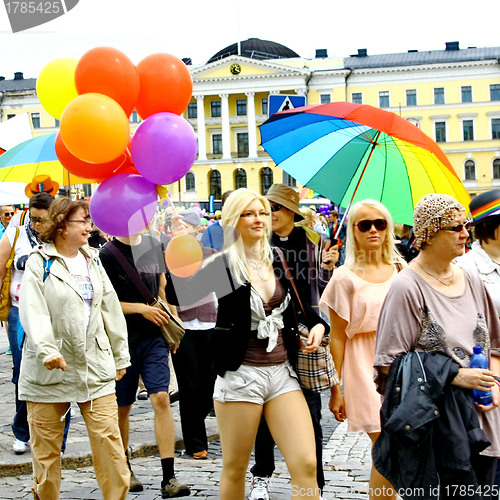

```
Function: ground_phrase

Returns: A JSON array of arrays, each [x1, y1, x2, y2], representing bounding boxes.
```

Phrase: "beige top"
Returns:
[[374, 267, 500, 456], [319, 265, 397, 338]]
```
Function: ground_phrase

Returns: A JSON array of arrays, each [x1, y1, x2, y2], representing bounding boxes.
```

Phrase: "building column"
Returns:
[[195, 95, 206, 161], [246, 92, 257, 158], [220, 93, 231, 159]]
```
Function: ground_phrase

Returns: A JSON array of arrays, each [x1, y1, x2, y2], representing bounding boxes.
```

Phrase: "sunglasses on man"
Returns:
[[270, 204, 284, 213]]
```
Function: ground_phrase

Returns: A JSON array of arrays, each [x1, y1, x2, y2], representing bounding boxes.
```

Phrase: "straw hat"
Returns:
[[25, 174, 59, 198]]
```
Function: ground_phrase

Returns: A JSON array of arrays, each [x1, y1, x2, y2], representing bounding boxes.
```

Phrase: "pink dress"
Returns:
[[319, 265, 397, 433]]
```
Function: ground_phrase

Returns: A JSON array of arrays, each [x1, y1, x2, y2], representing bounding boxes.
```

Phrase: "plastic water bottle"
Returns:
[[469, 345, 493, 406]]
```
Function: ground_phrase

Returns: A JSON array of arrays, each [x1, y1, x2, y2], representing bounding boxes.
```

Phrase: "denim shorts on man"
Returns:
[[116, 336, 170, 407], [213, 361, 301, 405]]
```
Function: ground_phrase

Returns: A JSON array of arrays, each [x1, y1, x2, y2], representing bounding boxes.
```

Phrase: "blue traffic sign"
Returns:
[[268, 94, 306, 116]]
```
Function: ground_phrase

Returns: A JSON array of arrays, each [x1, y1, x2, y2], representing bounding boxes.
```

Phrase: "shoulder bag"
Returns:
[[275, 246, 339, 393], [106, 242, 185, 349], [0, 226, 20, 321]]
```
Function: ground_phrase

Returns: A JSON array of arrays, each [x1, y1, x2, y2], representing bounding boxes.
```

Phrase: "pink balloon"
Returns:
[[131, 112, 197, 185], [90, 174, 158, 237]]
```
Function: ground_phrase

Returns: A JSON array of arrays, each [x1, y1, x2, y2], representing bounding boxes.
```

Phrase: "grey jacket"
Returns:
[[18, 243, 130, 403]]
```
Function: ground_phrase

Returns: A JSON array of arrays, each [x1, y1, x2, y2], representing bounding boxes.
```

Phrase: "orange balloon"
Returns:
[[135, 53, 193, 119], [165, 233, 203, 278], [60, 93, 130, 164], [75, 46, 140, 117]]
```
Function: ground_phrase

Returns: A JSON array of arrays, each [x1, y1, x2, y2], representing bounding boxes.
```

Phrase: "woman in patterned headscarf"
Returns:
[[374, 193, 500, 498]]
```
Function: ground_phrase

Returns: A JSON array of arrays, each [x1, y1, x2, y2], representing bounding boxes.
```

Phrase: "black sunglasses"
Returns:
[[356, 219, 388, 232], [3, 211, 14, 217], [29, 214, 45, 224], [270, 204, 284, 213], [441, 223, 470, 233]]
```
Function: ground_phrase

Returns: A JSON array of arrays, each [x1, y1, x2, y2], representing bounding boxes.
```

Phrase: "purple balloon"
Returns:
[[131, 112, 197, 185], [90, 174, 158, 237]]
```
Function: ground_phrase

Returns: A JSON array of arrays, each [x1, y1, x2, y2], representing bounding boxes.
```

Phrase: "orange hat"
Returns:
[[25, 175, 60, 198]]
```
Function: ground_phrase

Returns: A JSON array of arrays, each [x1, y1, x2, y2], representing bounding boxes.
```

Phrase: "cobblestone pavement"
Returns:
[[0, 326, 373, 499]]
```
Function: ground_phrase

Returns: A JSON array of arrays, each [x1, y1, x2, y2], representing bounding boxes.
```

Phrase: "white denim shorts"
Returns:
[[213, 360, 301, 405]]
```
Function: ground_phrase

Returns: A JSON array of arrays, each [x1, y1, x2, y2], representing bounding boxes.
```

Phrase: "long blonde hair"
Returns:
[[221, 188, 273, 285], [344, 199, 401, 269]]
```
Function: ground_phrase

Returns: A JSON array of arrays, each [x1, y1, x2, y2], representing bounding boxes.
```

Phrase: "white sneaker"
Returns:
[[13, 439, 28, 454], [249, 476, 270, 500]]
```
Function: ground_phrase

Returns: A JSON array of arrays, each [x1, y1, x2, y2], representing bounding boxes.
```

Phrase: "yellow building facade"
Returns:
[[1, 40, 499, 206]]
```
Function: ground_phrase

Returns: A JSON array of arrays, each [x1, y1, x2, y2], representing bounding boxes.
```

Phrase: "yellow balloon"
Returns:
[[37, 58, 79, 120]]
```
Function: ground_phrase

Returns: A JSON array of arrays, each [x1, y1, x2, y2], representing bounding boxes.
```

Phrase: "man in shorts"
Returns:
[[100, 230, 190, 499]]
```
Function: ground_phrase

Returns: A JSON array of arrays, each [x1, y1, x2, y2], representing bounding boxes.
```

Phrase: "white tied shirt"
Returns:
[[249, 287, 291, 352]]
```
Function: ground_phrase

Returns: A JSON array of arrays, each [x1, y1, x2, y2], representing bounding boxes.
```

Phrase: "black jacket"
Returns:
[[165, 247, 329, 377], [373, 351, 490, 500]]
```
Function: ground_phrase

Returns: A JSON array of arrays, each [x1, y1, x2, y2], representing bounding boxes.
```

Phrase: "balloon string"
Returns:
[[111, 150, 130, 176], [165, 192, 178, 216]]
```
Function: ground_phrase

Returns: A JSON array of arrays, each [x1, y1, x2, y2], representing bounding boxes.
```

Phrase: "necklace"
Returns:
[[247, 259, 266, 281], [415, 260, 454, 287]]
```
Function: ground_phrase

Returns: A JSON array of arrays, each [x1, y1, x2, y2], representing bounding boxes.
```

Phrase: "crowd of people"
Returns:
[[1, 176, 499, 500]]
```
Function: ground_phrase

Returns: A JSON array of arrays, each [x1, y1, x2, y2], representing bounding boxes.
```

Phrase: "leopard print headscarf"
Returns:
[[413, 194, 465, 249]]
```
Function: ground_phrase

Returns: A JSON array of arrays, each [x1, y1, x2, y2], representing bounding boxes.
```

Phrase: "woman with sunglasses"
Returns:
[[18, 197, 131, 499], [0, 192, 55, 455], [167, 188, 328, 500], [320, 199, 403, 500], [374, 194, 500, 499]]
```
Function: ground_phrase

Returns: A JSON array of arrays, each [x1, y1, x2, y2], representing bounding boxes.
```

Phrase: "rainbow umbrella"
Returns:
[[260, 102, 470, 225], [0, 133, 86, 186]]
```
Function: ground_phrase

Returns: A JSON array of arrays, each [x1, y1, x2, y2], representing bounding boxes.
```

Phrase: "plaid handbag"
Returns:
[[275, 247, 339, 393]]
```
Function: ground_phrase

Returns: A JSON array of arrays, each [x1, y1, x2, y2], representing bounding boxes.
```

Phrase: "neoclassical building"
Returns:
[[1, 38, 499, 206]]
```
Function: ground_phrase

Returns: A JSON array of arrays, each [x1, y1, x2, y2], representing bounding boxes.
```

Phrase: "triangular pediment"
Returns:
[[190, 55, 308, 81]]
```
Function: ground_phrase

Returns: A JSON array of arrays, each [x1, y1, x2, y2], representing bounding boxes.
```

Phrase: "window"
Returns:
[[31, 112, 40, 128], [212, 134, 222, 155], [237, 133, 249, 157], [434, 88, 445, 105], [236, 99, 247, 116], [461, 86, 472, 103], [491, 84, 500, 101], [493, 159, 500, 180], [465, 160, 476, 180], [261, 98, 268, 115], [406, 89, 417, 106], [379, 91, 389, 108], [352, 93, 362, 104], [54, 119, 60, 127], [463, 120, 474, 141], [261, 167, 273, 195], [283, 172, 297, 187], [235, 168, 247, 189], [6, 113, 16, 120], [435, 122, 446, 143], [492, 118, 500, 139], [129, 110, 140, 123], [185, 172, 195, 191], [320, 94, 331, 104], [187, 103, 197, 119], [210, 170, 221, 199], [211, 101, 221, 117]]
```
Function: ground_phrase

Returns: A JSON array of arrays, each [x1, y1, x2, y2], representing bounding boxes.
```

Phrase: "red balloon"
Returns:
[[75, 46, 140, 117], [55, 132, 136, 180], [135, 53, 193, 119]]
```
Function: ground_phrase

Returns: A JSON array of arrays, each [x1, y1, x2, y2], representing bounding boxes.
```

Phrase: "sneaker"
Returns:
[[249, 476, 270, 500], [6, 348, 12, 355], [192, 450, 208, 459], [129, 470, 144, 492], [161, 477, 191, 498], [13, 439, 28, 455]]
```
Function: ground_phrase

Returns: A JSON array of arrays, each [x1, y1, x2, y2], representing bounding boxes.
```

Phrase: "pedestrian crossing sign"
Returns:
[[268, 94, 306, 116]]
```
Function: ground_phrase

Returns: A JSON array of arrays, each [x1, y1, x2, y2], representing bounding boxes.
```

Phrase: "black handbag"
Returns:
[[106, 242, 185, 349]]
